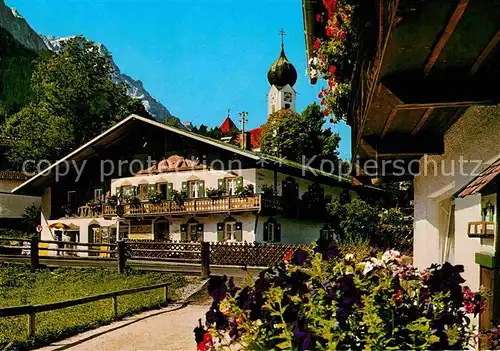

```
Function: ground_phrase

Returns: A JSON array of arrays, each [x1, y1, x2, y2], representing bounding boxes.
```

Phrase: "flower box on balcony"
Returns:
[[467, 221, 496, 238]]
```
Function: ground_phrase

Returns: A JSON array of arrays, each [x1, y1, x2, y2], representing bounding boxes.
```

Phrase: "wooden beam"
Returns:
[[381, 109, 398, 138], [364, 135, 444, 156], [424, 0, 470, 76], [411, 108, 435, 136], [355, 0, 400, 155], [360, 139, 377, 157], [395, 99, 494, 110], [469, 29, 500, 76], [381, 84, 404, 107]]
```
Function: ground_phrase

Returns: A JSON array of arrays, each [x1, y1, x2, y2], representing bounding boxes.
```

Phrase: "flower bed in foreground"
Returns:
[[197, 244, 486, 350]]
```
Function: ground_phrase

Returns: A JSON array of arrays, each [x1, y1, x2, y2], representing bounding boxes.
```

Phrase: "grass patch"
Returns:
[[0, 263, 188, 350]]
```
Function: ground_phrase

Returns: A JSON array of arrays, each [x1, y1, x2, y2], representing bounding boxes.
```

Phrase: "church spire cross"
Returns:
[[279, 28, 286, 50]]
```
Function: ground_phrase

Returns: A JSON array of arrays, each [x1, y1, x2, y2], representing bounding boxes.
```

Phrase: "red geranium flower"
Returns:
[[313, 39, 321, 51], [329, 65, 337, 76], [337, 30, 346, 40], [316, 13, 322, 22], [323, 109, 330, 116], [283, 249, 294, 263], [197, 332, 213, 351]]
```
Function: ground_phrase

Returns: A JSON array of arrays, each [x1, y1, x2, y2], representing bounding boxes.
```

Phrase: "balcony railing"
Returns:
[[102, 195, 262, 217]]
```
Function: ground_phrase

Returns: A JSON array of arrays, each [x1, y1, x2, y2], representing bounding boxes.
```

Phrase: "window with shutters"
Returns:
[[122, 185, 132, 198], [138, 184, 149, 201], [93, 188, 104, 202], [188, 180, 205, 198], [264, 219, 281, 243]]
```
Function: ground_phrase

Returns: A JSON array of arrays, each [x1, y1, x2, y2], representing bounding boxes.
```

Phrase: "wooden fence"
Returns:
[[0, 237, 308, 275], [0, 282, 169, 339]]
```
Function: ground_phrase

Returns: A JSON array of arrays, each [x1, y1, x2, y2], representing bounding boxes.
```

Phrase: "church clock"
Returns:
[[284, 92, 293, 102]]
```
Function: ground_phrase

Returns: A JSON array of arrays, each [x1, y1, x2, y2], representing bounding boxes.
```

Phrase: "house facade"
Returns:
[[301, 0, 500, 332], [13, 115, 356, 254]]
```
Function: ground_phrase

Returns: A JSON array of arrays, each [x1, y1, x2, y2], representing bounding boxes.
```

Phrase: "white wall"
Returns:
[[0, 193, 40, 219], [414, 105, 500, 291], [168, 213, 256, 242], [111, 168, 257, 195], [255, 168, 345, 200], [256, 215, 325, 244]]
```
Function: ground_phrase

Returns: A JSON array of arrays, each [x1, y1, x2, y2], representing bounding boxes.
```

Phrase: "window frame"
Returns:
[[94, 188, 104, 202], [138, 183, 149, 201], [225, 178, 238, 196], [224, 221, 237, 241], [188, 180, 201, 199]]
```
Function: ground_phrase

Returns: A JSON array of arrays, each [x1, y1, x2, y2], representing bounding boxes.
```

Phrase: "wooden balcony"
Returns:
[[102, 195, 262, 217]]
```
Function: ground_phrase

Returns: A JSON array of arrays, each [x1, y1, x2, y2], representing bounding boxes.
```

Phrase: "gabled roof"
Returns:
[[457, 158, 500, 197], [12, 114, 352, 195], [219, 116, 238, 134]]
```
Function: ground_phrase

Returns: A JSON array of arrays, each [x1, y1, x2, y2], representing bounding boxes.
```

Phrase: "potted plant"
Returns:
[[86, 199, 102, 215], [125, 195, 141, 209], [60, 204, 73, 218], [106, 194, 118, 208], [236, 184, 255, 198], [261, 184, 275, 198], [207, 187, 225, 199]]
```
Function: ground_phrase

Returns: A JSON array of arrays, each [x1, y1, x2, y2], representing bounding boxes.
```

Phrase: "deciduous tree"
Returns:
[[2, 36, 146, 169]]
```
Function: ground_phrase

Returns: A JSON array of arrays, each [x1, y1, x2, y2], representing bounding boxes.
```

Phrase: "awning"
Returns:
[[457, 158, 500, 197], [48, 223, 80, 230]]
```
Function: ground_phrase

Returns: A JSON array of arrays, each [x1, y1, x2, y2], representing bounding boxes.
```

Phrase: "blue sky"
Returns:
[[8, 0, 351, 158]]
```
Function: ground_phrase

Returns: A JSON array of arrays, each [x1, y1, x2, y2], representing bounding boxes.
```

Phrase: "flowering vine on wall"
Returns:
[[309, 0, 359, 123]]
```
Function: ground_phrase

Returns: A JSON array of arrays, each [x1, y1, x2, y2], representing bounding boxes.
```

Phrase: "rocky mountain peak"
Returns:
[[0, 1, 187, 128]]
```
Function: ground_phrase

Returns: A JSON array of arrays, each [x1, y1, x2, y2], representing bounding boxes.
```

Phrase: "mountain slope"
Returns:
[[0, 0, 184, 127]]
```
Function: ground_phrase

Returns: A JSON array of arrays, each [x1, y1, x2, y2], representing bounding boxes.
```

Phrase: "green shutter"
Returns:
[[167, 183, 173, 200], [235, 222, 243, 242], [218, 178, 225, 191], [275, 223, 281, 243], [263, 222, 269, 242], [236, 176, 243, 188], [116, 186, 122, 198], [182, 181, 188, 193], [131, 186, 137, 197], [199, 181, 205, 198], [217, 223, 224, 242], [180, 224, 187, 242], [148, 183, 156, 195]]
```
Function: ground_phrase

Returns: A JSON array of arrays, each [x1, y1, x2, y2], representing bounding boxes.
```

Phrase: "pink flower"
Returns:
[[316, 13, 322, 22]]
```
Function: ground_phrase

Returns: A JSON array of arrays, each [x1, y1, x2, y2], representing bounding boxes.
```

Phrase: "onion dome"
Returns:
[[267, 45, 298, 88]]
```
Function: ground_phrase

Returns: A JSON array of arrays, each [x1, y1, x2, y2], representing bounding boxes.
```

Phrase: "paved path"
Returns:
[[38, 302, 209, 351]]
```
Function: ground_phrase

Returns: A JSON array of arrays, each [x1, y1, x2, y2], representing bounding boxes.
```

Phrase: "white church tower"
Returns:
[[267, 29, 298, 115]]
